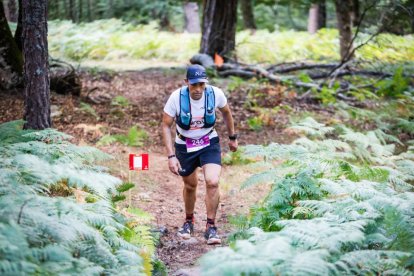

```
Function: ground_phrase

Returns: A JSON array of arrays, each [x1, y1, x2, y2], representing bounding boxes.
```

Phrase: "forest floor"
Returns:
[[0, 68, 336, 275]]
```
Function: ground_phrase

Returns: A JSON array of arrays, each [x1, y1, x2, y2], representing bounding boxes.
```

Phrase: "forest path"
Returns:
[[106, 148, 269, 274], [0, 68, 306, 274]]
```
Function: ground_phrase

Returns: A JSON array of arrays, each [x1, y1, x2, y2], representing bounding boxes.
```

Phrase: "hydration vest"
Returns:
[[176, 85, 216, 130]]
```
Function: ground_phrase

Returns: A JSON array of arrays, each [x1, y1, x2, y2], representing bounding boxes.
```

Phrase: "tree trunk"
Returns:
[[200, 0, 238, 59], [318, 1, 326, 29], [106, 0, 113, 18], [308, 4, 319, 34], [335, 0, 354, 61], [308, 2, 326, 34], [184, 2, 201, 33], [0, 1, 22, 89], [350, 0, 359, 27], [87, 0, 92, 21], [6, 0, 18, 22], [78, 0, 83, 22], [240, 0, 256, 30], [159, 13, 171, 30], [14, 0, 22, 50], [69, 0, 75, 22], [55, 0, 60, 19], [22, 0, 51, 129]]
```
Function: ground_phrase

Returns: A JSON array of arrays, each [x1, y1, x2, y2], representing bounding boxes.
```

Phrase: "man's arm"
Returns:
[[161, 112, 181, 175], [219, 104, 238, 152]]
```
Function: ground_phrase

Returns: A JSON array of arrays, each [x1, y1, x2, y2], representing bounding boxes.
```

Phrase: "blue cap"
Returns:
[[186, 64, 209, 85]]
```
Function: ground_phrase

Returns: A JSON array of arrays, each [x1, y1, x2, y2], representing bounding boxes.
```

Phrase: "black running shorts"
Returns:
[[175, 137, 221, 177]]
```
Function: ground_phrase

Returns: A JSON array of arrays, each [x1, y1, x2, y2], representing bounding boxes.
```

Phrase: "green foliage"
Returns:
[[289, 117, 334, 138], [227, 76, 246, 93], [48, 20, 414, 66], [111, 96, 130, 107], [297, 72, 312, 83], [122, 207, 158, 275], [0, 121, 149, 275], [97, 126, 148, 147], [80, 102, 99, 119], [151, 259, 168, 276], [222, 149, 253, 166], [376, 67, 410, 98], [395, 118, 414, 135], [117, 126, 148, 147], [201, 117, 414, 275], [318, 86, 337, 105], [112, 182, 135, 203], [247, 116, 264, 131], [48, 20, 199, 63], [117, 182, 135, 193]]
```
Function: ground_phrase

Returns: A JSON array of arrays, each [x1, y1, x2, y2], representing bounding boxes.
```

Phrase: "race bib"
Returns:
[[185, 135, 210, 153]]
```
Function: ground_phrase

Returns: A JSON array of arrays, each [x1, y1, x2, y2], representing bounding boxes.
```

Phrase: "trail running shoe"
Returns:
[[204, 225, 221, 245], [177, 220, 193, 239]]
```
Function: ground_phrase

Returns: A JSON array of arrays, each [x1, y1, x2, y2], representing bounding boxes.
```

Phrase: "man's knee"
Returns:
[[183, 180, 197, 192], [205, 177, 219, 189]]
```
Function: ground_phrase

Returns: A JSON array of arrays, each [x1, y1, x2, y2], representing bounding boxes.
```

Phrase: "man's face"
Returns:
[[186, 80, 206, 100]]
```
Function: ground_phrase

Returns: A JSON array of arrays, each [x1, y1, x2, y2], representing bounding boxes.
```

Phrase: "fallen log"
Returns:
[[49, 58, 81, 96], [309, 70, 394, 79], [267, 62, 339, 74]]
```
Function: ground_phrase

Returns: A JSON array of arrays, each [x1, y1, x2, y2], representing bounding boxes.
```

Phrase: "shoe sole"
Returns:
[[177, 232, 192, 239], [206, 238, 221, 245]]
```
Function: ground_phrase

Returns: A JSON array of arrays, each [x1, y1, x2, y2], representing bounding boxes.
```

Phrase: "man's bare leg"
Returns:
[[203, 164, 221, 220], [202, 163, 221, 244], [182, 169, 198, 215], [178, 169, 199, 239]]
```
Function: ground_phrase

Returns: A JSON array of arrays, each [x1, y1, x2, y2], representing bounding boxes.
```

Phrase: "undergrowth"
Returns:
[[0, 121, 162, 275], [201, 117, 414, 275], [48, 20, 414, 67]]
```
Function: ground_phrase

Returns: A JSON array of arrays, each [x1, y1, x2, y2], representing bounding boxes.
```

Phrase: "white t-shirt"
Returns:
[[163, 85, 227, 144]]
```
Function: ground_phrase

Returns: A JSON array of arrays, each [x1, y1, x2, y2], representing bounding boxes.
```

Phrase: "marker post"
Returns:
[[128, 153, 149, 207]]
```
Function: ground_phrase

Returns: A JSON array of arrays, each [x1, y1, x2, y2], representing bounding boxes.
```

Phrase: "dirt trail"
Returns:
[[100, 140, 270, 274], [0, 68, 305, 274], [117, 150, 269, 274]]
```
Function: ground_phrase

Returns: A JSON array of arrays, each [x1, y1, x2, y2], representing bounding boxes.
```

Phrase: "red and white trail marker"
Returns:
[[129, 153, 149, 170]]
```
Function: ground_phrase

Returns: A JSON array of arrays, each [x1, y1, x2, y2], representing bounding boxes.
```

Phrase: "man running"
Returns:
[[161, 64, 238, 245]]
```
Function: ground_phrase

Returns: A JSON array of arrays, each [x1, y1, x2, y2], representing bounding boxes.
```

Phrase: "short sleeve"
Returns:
[[163, 90, 178, 117], [213, 87, 227, 108]]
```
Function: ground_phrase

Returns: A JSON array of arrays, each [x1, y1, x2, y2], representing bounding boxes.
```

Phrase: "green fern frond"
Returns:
[[373, 129, 403, 145], [201, 117, 414, 275], [0, 120, 33, 145], [241, 169, 279, 189], [22, 129, 73, 143], [395, 118, 414, 135], [117, 182, 135, 192], [335, 250, 412, 276], [0, 123, 148, 274], [289, 117, 334, 138], [97, 135, 118, 146]]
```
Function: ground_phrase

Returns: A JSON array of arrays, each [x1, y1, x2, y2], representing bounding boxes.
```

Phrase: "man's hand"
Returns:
[[229, 139, 238, 152], [168, 157, 182, 175]]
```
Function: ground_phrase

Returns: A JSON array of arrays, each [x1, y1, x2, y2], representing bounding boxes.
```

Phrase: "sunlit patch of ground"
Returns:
[[75, 59, 186, 71]]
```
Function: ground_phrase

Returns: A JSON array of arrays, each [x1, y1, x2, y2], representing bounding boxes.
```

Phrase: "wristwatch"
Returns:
[[229, 134, 238, 140]]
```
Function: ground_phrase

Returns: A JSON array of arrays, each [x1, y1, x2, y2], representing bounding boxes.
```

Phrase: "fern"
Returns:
[[288, 117, 334, 138], [0, 121, 152, 275], [201, 117, 414, 275], [79, 102, 99, 119], [111, 96, 130, 107], [97, 126, 148, 147], [395, 118, 414, 135]]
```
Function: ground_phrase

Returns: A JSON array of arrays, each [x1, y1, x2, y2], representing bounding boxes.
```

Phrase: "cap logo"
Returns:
[[186, 65, 208, 84]]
